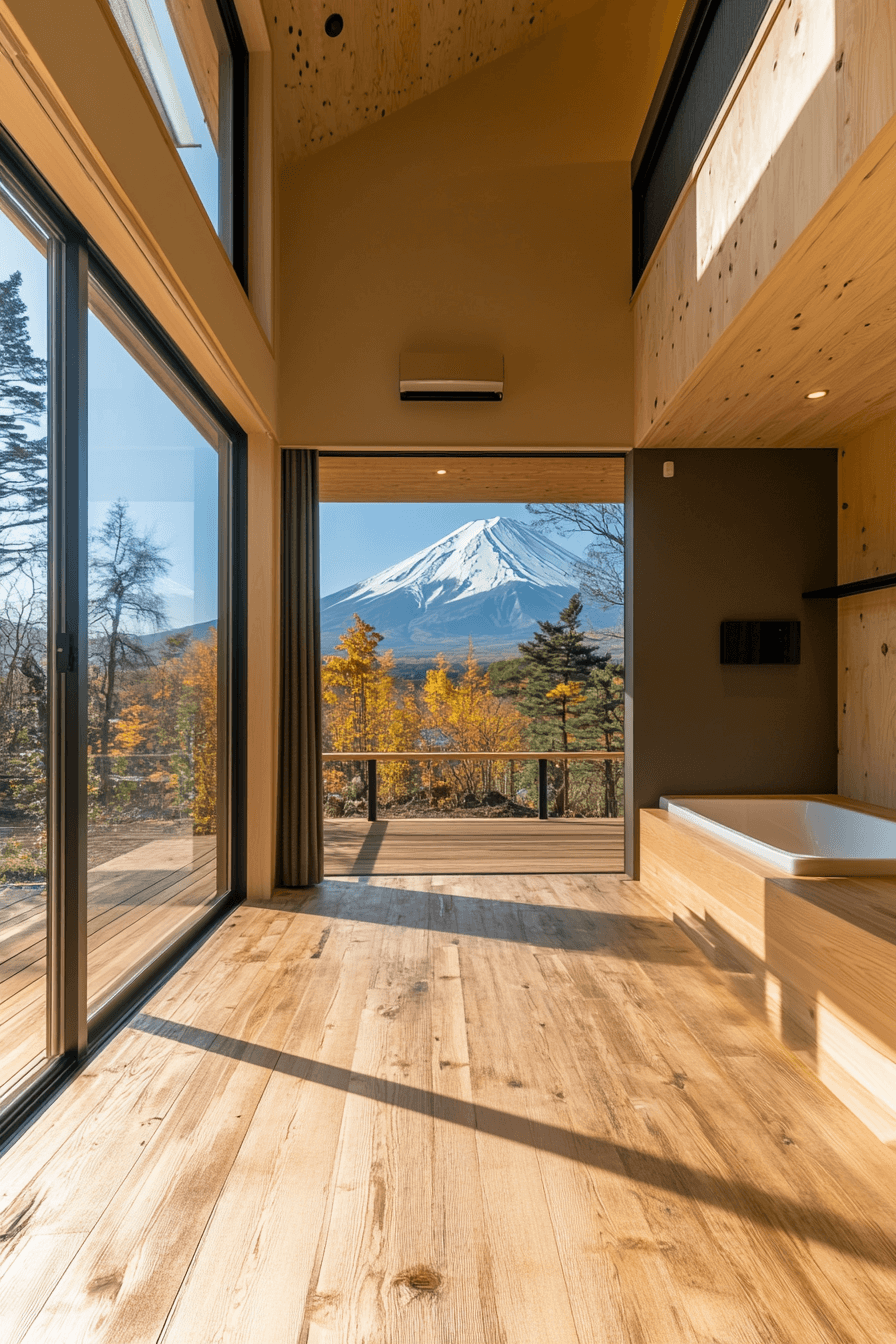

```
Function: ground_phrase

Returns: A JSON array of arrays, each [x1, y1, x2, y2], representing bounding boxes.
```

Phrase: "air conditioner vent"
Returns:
[[399, 351, 504, 402]]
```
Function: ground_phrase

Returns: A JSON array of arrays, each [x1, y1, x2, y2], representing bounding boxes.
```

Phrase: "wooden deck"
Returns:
[[0, 836, 217, 1101], [2, 873, 896, 1341], [324, 817, 625, 875]]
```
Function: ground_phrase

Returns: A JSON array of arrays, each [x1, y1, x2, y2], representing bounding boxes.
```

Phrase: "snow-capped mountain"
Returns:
[[320, 516, 583, 655]]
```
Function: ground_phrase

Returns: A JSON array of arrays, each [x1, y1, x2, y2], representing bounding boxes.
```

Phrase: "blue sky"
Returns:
[[320, 502, 592, 597], [88, 313, 219, 631], [1, 196, 219, 633]]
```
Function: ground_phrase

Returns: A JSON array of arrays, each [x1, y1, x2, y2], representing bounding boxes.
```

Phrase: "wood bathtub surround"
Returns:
[[638, 803, 896, 1144]]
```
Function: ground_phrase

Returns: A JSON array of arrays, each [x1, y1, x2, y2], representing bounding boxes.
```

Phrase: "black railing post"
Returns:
[[367, 758, 377, 822], [538, 757, 549, 820]]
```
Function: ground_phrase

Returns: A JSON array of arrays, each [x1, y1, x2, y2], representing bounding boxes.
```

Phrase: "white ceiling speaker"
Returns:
[[399, 351, 504, 401]]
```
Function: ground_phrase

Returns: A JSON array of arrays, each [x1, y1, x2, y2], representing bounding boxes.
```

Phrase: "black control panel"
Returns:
[[720, 620, 801, 665]]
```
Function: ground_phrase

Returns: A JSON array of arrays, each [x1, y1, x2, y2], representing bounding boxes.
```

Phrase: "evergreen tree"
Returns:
[[577, 660, 625, 816], [517, 593, 607, 812], [0, 271, 47, 579]]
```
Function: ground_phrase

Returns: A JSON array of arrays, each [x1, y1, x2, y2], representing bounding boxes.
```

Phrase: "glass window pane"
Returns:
[[108, 0, 235, 246], [0, 180, 51, 1099], [87, 278, 227, 1016]]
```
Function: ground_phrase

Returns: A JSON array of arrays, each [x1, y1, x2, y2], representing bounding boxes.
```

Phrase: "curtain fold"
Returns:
[[277, 450, 323, 886]]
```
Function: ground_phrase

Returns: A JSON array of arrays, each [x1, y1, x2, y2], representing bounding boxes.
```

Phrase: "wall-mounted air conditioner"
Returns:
[[399, 351, 504, 401]]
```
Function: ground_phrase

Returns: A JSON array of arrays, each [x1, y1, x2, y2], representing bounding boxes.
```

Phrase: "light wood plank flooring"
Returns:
[[3, 873, 896, 1342], [324, 817, 624, 874], [0, 836, 217, 1101]]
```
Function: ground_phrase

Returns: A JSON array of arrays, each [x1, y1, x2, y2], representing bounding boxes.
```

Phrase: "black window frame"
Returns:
[[218, 0, 250, 291], [631, 0, 775, 289], [0, 125, 247, 1151]]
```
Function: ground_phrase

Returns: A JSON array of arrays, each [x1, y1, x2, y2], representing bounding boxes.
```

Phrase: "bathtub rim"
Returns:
[[658, 793, 896, 877]]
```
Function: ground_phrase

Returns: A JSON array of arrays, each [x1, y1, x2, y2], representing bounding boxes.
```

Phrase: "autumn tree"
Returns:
[[322, 614, 420, 804], [423, 640, 524, 801], [179, 629, 218, 834]]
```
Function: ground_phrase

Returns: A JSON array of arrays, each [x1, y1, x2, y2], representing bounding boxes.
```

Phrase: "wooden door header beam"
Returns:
[[318, 454, 625, 503]]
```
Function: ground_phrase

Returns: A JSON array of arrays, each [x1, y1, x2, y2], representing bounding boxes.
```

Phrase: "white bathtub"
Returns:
[[659, 796, 896, 876]]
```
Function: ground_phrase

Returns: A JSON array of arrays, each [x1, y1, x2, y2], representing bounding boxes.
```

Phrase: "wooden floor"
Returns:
[[0, 836, 217, 1100], [3, 873, 896, 1342], [324, 817, 624, 874]]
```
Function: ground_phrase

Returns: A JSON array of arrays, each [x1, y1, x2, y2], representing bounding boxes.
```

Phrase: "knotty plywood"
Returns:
[[269, 0, 596, 161], [5, 874, 896, 1341], [634, 0, 896, 450], [838, 413, 896, 810], [319, 454, 625, 502], [322, 817, 624, 875], [639, 805, 896, 1141]]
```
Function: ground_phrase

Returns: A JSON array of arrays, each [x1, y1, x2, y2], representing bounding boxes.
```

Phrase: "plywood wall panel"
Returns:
[[838, 413, 896, 812], [837, 0, 896, 175]]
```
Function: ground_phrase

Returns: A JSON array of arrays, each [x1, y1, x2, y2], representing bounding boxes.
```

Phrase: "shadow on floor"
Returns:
[[257, 884, 686, 957], [132, 1011, 896, 1269]]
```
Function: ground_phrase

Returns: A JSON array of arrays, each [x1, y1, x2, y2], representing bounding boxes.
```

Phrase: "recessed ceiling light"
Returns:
[[436, 469, 447, 474], [805, 389, 828, 400]]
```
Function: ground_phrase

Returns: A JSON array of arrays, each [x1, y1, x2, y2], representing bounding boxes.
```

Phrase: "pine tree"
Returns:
[[0, 271, 47, 579], [518, 593, 607, 813], [577, 661, 625, 816]]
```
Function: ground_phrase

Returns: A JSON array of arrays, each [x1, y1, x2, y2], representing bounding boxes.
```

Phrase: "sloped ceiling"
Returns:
[[265, 0, 600, 161]]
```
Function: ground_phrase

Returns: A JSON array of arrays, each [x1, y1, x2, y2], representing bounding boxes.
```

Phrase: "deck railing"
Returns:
[[322, 751, 624, 822]]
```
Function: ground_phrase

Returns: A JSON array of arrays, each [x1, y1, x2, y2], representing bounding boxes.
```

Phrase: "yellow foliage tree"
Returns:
[[180, 629, 218, 836], [322, 615, 421, 803], [423, 641, 524, 800], [111, 703, 149, 756]]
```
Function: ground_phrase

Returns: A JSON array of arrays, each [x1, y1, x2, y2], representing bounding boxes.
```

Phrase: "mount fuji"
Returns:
[[320, 516, 585, 657]]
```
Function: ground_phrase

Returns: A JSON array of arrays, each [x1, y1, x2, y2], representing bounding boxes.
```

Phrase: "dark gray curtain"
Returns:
[[277, 450, 323, 886]]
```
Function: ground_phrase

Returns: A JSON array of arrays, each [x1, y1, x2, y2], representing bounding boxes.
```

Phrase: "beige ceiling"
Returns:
[[265, 0, 599, 160]]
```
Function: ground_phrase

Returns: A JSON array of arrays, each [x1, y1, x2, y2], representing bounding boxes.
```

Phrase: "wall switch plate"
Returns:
[[663, 461, 674, 477]]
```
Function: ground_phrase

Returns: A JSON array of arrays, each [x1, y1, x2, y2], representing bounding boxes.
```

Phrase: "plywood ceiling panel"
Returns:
[[319, 453, 625, 501], [265, 0, 595, 159]]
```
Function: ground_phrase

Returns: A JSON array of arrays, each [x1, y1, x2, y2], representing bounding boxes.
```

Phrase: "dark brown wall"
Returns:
[[624, 448, 838, 876]]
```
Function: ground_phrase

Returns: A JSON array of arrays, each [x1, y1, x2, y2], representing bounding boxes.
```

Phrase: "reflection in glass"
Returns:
[[108, 0, 235, 243], [87, 279, 225, 1014], [0, 180, 50, 1098]]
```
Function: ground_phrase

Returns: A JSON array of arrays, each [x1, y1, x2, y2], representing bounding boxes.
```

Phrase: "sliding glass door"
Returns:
[[85, 278, 231, 1018], [0, 136, 243, 1132], [0, 174, 52, 1102]]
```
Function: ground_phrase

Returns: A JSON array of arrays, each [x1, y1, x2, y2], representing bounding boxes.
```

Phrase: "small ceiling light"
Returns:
[[324, 12, 343, 37], [436, 469, 447, 474], [805, 389, 828, 400]]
